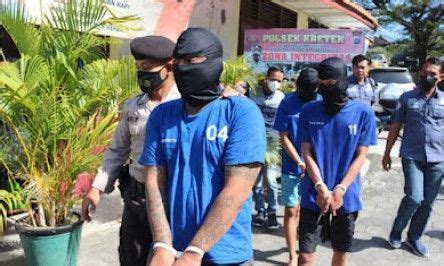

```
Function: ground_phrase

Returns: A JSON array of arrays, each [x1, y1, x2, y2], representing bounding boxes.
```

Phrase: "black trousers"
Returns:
[[118, 178, 152, 266]]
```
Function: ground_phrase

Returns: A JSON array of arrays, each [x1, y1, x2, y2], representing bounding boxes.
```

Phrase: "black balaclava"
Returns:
[[297, 67, 319, 103], [317, 57, 349, 115], [173, 28, 223, 107]]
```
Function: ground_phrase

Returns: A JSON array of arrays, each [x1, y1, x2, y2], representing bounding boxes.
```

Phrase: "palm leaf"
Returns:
[[221, 56, 252, 86], [221, 56, 262, 95], [279, 80, 296, 94], [45, 0, 106, 33], [0, 55, 49, 118], [44, 0, 139, 33], [0, 2, 41, 56], [0, 189, 22, 233]]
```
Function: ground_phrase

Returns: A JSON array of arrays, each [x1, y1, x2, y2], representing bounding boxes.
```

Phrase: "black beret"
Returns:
[[130, 36, 176, 60]]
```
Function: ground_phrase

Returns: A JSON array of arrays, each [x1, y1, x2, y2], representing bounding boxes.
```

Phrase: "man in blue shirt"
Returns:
[[383, 57, 443, 257], [139, 28, 266, 266], [297, 57, 376, 266], [274, 67, 320, 265], [346, 54, 376, 106]]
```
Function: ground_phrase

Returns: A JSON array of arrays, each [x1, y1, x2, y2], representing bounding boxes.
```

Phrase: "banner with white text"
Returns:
[[244, 28, 365, 79]]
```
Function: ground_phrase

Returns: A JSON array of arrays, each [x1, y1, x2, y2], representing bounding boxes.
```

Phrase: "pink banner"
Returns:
[[244, 28, 365, 77]]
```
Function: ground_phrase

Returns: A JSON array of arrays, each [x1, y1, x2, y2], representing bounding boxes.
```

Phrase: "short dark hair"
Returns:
[[422, 57, 442, 69], [267, 65, 283, 76], [352, 54, 370, 66]]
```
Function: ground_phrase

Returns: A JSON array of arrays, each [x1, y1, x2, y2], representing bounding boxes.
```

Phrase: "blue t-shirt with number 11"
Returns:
[[138, 97, 266, 264], [298, 100, 376, 214]]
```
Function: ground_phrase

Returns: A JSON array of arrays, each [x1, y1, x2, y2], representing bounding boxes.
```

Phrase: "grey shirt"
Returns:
[[392, 88, 444, 162], [92, 85, 180, 192], [249, 88, 285, 136], [250, 88, 284, 167], [346, 75, 376, 106]]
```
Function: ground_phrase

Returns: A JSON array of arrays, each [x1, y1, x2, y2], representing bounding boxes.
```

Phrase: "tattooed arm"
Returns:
[[173, 163, 261, 265], [145, 165, 174, 266]]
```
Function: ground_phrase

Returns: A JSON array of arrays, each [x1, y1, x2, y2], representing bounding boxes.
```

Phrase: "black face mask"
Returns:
[[298, 88, 318, 103], [318, 80, 349, 115], [137, 68, 166, 95], [438, 80, 444, 91], [173, 28, 223, 107], [419, 75, 437, 92], [173, 58, 222, 106]]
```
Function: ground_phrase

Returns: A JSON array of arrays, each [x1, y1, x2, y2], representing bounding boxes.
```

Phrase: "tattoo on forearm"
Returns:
[[145, 166, 171, 244], [224, 163, 261, 182], [189, 164, 261, 251], [190, 194, 237, 250]]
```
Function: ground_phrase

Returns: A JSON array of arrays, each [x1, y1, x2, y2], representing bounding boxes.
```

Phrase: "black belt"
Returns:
[[128, 177, 145, 198], [118, 164, 145, 200]]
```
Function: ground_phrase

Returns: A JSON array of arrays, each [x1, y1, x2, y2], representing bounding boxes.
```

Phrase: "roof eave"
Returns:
[[326, 0, 379, 31]]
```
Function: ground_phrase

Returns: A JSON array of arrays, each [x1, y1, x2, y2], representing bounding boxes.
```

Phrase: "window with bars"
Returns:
[[237, 0, 298, 54]]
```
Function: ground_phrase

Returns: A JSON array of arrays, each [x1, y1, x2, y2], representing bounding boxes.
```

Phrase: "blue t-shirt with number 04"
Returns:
[[138, 97, 266, 264], [297, 100, 376, 214]]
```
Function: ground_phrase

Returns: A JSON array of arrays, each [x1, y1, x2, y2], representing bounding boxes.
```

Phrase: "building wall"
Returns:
[[107, 0, 314, 60], [16, 0, 371, 60], [188, 0, 241, 59], [297, 11, 309, 29], [108, 0, 196, 59], [271, 0, 309, 29], [109, 0, 242, 59], [109, 38, 131, 60], [187, 0, 313, 59], [109, 1, 371, 60]]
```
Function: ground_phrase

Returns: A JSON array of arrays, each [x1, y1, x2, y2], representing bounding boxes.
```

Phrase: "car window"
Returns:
[[370, 70, 413, 84], [391, 54, 404, 60], [370, 54, 383, 60]]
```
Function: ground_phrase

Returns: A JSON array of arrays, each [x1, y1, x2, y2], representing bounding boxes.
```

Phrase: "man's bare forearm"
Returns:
[[302, 143, 322, 184], [145, 166, 172, 244], [188, 190, 239, 251], [280, 133, 303, 165], [384, 122, 402, 156], [340, 146, 368, 188], [189, 164, 261, 251]]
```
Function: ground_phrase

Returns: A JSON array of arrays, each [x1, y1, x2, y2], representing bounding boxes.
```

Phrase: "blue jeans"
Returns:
[[253, 164, 279, 214], [390, 159, 444, 241]]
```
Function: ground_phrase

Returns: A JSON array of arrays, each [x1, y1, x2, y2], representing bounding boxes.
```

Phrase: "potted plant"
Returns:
[[0, 1, 138, 265]]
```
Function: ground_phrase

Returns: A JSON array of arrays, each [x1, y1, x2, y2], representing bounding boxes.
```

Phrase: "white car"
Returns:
[[369, 53, 389, 68], [369, 67, 416, 113], [369, 67, 416, 131]]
